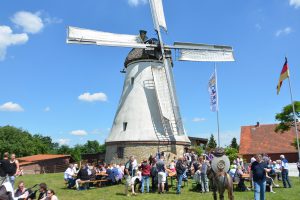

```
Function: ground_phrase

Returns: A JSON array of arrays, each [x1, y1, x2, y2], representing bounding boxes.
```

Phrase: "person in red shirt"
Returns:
[[140, 159, 151, 193]]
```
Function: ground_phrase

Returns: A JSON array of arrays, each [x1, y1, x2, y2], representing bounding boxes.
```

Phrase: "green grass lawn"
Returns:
[[16, 173, 300, 200]]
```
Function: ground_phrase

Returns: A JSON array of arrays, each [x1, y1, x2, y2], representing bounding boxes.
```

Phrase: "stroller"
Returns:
[[0, 177, 14, 200]]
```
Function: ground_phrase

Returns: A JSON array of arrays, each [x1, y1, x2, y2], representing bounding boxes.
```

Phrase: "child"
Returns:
[[130, 167, 142, 195]]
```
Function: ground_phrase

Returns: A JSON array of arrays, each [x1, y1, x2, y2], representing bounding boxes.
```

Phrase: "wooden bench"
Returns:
[[78, 179, 108, 187], [63, 179, 108, 189], [232, 181, 239, 189]]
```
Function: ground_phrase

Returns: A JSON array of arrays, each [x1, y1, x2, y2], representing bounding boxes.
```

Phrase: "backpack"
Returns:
[[124, 161, 132, 175]]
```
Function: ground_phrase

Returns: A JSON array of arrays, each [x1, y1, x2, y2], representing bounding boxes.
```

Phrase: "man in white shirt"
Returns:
[[280, 155, 292, 188], [132, 158, 138, 176], [64, 164, 76, 189]]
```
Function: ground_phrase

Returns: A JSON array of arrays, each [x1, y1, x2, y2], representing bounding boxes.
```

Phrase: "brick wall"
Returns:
[[105, 143, 187, 164], [241, 152, 298, 163]]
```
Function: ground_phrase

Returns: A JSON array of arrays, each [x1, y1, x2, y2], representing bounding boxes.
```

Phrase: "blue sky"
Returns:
[[1, 0, 300, 147]]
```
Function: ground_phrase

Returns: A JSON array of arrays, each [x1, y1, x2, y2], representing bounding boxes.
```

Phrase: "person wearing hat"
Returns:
[[280, 154, 292, 188], [138, 30, 148, 43]]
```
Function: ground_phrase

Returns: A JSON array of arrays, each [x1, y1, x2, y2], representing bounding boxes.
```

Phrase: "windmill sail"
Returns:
[[66, 0, 235, 164], [149, 0, 167, 32], [173, 42, 234, 62], [67, 26, 149, 48]]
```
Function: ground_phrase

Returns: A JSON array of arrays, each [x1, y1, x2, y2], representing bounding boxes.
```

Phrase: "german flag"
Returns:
[[277, 57, 290, 95]]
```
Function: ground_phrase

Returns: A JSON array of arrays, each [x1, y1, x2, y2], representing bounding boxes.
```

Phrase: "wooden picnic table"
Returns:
[[241, 173, 252, 188], [242, 174, 250, 179], [96, 172, 108, 176]]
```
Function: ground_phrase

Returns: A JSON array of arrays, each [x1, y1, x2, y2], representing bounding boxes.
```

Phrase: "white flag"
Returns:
[[208, 71, 218, 112], [149, 0, 167, 32]]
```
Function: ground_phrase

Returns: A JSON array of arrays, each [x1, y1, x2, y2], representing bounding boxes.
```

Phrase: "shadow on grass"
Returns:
[[115, 192, 126, 196]]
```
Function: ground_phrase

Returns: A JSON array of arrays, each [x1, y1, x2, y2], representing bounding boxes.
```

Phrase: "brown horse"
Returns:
[[207, 166, 234, 200]]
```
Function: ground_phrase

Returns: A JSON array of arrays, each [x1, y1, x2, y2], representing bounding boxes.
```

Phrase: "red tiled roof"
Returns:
[[239, 123, 297, 155], [19, 161, 34, 165], [18, 154, 70, 164]]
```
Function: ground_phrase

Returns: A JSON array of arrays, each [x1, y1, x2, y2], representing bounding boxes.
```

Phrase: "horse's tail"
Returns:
[[226, 173, 234, 200], [226, 173, 232, 185]]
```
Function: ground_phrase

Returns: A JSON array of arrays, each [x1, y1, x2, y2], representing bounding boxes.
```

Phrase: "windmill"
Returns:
[[67, 0, 234, 163]]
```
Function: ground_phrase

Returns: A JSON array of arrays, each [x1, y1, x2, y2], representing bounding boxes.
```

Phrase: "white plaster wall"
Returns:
[[106, 59, 190, 144]]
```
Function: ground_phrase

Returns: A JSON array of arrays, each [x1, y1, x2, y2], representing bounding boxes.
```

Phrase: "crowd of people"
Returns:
[[62, 150, 208, 196], [228, 153, 293, 200], [64, 162, 124, 190], [121, 151, 212, 196], [2, 150, 299, 199], [0, 152, 59, 200], [62, 150, 298, 199]]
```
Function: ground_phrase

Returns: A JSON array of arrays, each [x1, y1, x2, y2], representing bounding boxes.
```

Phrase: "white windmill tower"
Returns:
[[67, 0, 234, 163]]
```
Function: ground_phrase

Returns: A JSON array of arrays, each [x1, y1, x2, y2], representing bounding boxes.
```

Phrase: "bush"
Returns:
[[225, 147, 238, 163]]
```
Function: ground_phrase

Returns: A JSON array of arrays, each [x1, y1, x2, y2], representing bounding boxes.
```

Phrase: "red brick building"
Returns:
[[239, 123, 298, 163], [19, 154, 72, 174]]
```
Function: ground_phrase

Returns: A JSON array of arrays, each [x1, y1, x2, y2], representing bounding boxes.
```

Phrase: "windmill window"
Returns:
[[123, 122, 128, 131], [117, 147, 124, 158], [131, 77, 134, 85]]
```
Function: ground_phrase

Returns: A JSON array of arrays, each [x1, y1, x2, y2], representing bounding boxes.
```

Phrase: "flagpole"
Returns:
[[215, 63, 220, 147], [287, 77, 300, 160]]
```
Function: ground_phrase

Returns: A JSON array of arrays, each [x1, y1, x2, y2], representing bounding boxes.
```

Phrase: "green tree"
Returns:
[[57, 145, 72, 155], [207, 134, 217, 150], [0, 125, 106, 161], [71, 145, 83, 162], [32, 134, 55, 154], [225, 147, 238, 163], [192, 146, 204, 156], [275, 101, 300, 133], [292, 138, 300, 149], [230, 137, 239, 150], [82, 140, 100, 154], [0, 126, 35, 157]]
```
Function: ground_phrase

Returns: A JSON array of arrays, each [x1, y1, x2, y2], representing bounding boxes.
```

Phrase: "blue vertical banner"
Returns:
[[208, 71, 218, 112]]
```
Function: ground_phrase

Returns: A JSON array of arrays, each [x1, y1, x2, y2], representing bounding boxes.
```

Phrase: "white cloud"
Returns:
[[0, 26, 28, 60], [289, 0, 300, 8], [44, 106, 50, 112], [44, 17, 63, 25], [128, 0, 147, 7], [70, 130, 88, 136], [0, 11, 59, 61], [0, 102, 24, 112], [11, 11, 44, 34], [275, 27, 292, 37], [58, 138, 71, 145], [192, 117, 206, 122], [78, 92, 107, 102]]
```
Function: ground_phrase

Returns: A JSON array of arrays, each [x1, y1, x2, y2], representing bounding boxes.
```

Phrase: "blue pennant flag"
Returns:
[[208, 71, 218, 112]]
